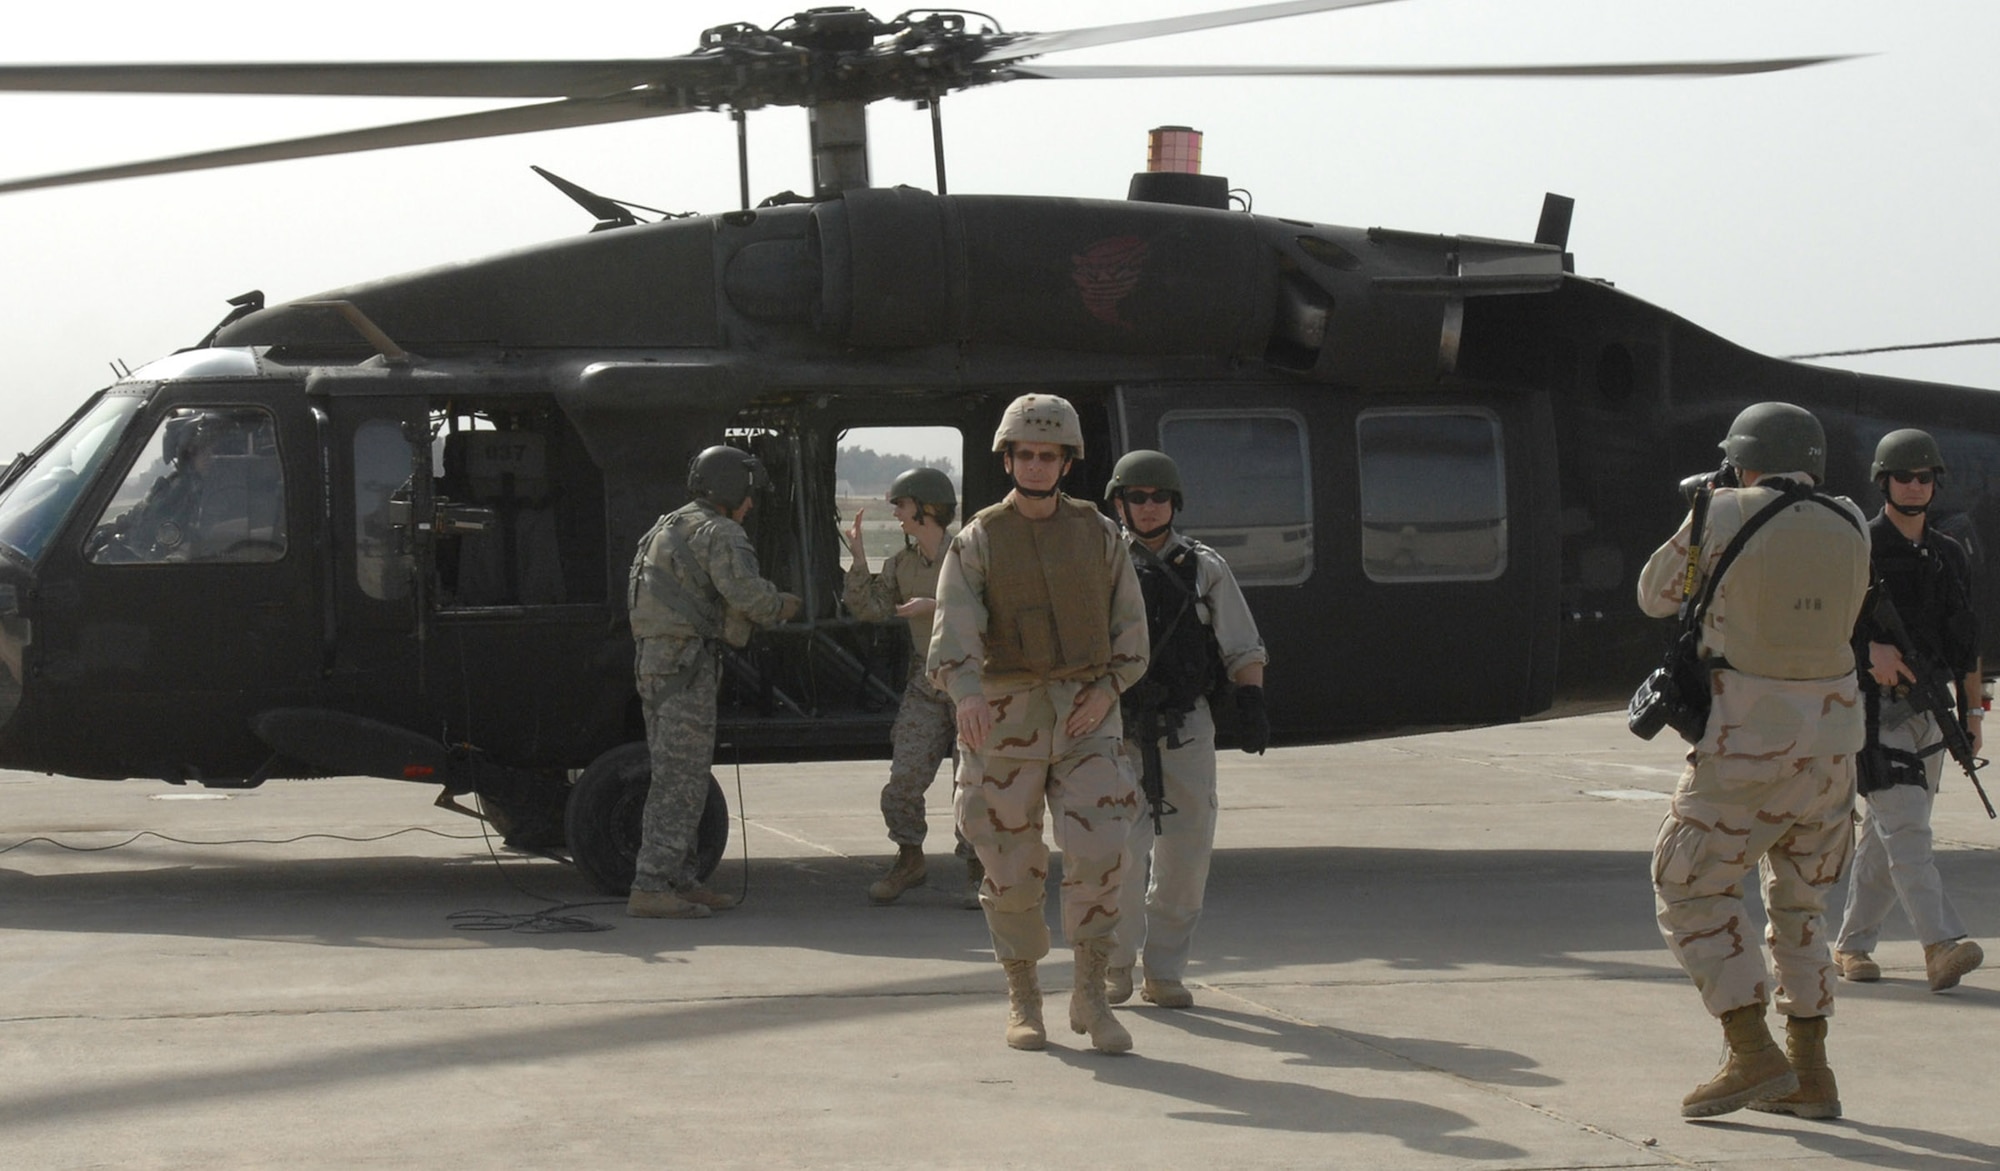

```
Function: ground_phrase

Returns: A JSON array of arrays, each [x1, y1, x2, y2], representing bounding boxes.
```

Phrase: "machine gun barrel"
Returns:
[[1873, 594, 1997, 819], [1122, 683, 1181, 835]]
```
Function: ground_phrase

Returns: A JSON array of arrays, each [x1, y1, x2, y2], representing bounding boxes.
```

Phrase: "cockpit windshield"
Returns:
[[0, 393, 145, 563]]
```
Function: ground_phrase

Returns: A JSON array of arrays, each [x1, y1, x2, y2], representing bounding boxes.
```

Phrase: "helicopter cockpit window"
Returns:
[[0, 393, 143, 563], [1158, 410, 1314, 586], [1356, 408, 1507, 583], [85, 407, 287, 566]]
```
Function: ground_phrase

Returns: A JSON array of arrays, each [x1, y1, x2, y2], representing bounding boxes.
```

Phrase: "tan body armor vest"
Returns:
[[1712, 488, 1869, 680], [977, 496, 1113, 680]]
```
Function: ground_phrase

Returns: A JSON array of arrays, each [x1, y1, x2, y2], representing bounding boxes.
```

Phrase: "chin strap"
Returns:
[[1117, 495, 1176, 541], [1012, 480, 1059, 499], [1879, 475, 1934, 517]]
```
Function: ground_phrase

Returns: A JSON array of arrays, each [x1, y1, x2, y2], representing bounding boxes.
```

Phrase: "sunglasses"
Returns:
[[1120, 490, 1175, 506], [1889, 470, 1936, 485], [1008, 449, 1066, 465]]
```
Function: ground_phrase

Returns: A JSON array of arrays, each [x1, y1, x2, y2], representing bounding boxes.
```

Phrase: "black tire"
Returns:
[[565, 742, 729, 895]]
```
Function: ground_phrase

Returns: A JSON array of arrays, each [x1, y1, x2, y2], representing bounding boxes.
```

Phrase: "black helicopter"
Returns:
[[0, 2, 1993, 892]]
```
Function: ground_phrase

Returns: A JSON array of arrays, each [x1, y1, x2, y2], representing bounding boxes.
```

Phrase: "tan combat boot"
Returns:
[[1835, 950, 1880, 982], [1069, 938, 1134, 1054], [1748, 1015, 1840, 1119], [681, 885, 738, 911], [961, 855, 985, 911], [1002, 959, 1046, 1051], [868, 845, 927, 904], [1141, 977, 1194, 1008], [1680, 1004, 1797, 1118], [1105, 964, 1134, 1005], [626, 889, 711, 919], [1925, 937, 1984, 991]]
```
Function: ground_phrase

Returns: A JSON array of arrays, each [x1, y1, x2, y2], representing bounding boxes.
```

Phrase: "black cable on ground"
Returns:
[[0, 825, 486, 856], [443, 794, 619, 934]]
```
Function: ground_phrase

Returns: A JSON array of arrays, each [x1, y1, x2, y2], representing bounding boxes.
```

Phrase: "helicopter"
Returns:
[[0, 1, 1996, 894]]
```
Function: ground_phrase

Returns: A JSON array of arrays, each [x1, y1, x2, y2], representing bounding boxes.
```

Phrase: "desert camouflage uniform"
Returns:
[[845, 543, 971, 859], [1638, 475, 1870, 1018], [628, 499, 790, 894], [928, 494, 1148, 961], [1111, 533, 1268, 983]]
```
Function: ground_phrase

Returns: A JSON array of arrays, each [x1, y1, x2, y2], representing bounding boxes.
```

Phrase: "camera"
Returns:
[[1678, 461, 1739, 504]]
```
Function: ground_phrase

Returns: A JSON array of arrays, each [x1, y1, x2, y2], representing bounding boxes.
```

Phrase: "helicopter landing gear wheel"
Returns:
[[564, 741, 728, 896]]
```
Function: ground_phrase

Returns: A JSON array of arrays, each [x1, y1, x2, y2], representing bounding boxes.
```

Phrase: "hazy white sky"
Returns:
[[0, 0, 1993, 459]]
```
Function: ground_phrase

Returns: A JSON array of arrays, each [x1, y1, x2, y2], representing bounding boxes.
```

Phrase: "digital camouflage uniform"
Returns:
[[1110, 532, 1267, 984], [1638, 476, 1871, 1019], [844, 542, 972, 860], [628, 499, 790, 894], [927, 493, 1148, 961]]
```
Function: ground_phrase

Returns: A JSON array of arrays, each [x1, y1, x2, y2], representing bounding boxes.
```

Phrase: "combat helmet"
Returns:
[[887, 466, 955, 508], [1718, 402, 1826, 483], [1871, 428, 1946, 480], [992, 394, 1084, 456], [887, 466, 956, 525], [1104, 449, 1184, 506], [163, 410, 233, 467], [687, 444, 768, 508]]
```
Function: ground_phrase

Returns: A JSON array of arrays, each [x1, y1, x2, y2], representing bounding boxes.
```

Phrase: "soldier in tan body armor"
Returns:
[[928, 394, 1148, 1053], [1637, 402, 1871, 1120]]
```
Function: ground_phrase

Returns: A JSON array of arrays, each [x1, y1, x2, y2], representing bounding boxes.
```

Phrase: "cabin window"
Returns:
[[85, 406, 287, 566], [429, 402, 607, 608], [1156, 410, 1313, 585], [835, 425, 964, 572], [354, 419, 415, 601], [1356, 408, 1507, 582]]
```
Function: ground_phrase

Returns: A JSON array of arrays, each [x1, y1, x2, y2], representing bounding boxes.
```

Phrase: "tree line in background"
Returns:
[[836, 446, 958, 495]]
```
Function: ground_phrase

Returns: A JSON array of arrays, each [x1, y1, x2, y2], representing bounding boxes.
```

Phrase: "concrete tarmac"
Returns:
[[1, 711, 1995, 1169]]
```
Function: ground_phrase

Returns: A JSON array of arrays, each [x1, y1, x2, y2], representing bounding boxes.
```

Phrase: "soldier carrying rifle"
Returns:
[[1834, 429, 1987, 994], [1103, 450, 1269, 1012]]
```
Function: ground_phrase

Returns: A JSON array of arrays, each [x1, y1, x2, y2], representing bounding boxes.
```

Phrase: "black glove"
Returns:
[[1235, 684, 1270, 755]]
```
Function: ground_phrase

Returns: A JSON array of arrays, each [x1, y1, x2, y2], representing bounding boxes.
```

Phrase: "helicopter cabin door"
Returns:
[[1116, 384, 1560, 740], [326, 393, 617, 770], [44, 388, 319, 782]]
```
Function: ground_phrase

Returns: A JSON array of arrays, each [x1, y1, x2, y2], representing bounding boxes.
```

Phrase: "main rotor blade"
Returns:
[[976, 0, 1404, 65], [1009, 54, 1860, 80], [0, 92, 690, 194], [0, 60, 715, 99]]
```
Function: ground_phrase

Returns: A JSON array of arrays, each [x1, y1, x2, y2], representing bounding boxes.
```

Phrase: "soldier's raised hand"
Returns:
[[845, 511, 868, 563]]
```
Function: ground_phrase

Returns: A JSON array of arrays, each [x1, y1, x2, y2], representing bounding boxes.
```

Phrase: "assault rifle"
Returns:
[[1121, 678, 1184, 836], [1871, 593, 1997, 819]]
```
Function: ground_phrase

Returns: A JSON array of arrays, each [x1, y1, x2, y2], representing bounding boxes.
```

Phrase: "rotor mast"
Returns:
[[809, 100, 870, 193]]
